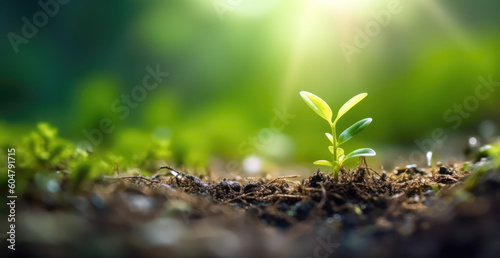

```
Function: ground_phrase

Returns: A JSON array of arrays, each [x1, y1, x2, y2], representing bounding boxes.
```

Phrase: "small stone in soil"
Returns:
[[243, 182, 260, 193], [439, 166, 454, 175], [396, 164, 425, 175], [219, 180, 241, 192], [308, 170, 327, 188], [294, 202, 312, 221], [259, 213, 291, 229], [277, 203, 289, 212]]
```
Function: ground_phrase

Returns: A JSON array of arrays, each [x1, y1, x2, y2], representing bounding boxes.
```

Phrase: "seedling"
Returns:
[[300, 91, 376, 180]]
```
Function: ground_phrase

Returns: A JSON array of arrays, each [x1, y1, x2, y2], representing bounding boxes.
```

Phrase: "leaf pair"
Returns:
[[314, 148, 376, 167], [300, 91, 367, 125]]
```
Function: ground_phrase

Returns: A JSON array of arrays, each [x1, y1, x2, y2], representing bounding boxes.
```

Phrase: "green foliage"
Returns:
[[300, 91, 376, 179], [483, 143, 500, 167], [0, 123, 76, 194], [0, 122, 175, 194], [111, 128, 172, 169], [71, 162, 92, 188], [18, 123, 76, 170]]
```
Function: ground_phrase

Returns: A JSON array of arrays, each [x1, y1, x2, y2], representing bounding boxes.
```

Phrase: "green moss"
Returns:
[[0, 122, 173, 193]]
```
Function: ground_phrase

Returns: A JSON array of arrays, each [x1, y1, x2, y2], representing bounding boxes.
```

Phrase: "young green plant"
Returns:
[[300, 91, 375, 180]]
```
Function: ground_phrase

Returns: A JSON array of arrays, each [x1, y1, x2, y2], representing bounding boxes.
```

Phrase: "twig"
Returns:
[[318, 182, 327, 208], [158, 166, 208, 187], [304, 188, 322, 192], [262, 194, 304, 200], [222, 192, 256, 204], [112, 175, 158, 183], [368, 167, 381, 177], [267, 175, 301, 184]]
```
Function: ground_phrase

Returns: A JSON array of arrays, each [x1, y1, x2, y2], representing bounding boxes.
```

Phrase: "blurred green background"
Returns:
[[1, 0, 500, 175]]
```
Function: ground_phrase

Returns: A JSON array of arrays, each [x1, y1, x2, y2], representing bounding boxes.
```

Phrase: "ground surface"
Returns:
[[7, 156, 500, 258]]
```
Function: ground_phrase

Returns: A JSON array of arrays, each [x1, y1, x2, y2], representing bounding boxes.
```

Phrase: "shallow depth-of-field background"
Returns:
[[1, 0, 500, 177]]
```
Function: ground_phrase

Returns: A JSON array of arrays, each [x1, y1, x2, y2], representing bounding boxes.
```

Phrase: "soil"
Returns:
[[8, 160, 500, 258]]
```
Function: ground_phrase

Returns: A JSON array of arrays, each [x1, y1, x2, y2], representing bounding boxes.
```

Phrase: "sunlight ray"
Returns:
[[418, 0, 476, 51], [279, 1, 316, 106]]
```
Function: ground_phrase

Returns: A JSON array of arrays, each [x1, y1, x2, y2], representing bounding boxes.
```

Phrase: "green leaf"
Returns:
[[338, 118, 372, 145], [329, 146, 344, 156], [344, 148, 376, 160], [313, 160, 334, 167], [300, 91, 333, 123], [325, 133, 333, 143], [334, 93, 367, 124]]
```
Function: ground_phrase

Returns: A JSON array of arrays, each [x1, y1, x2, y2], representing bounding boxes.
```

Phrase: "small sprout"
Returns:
[[300, 91, 376, 180], [426, 151, 433, 167], [431, 184, 440, 193], [353, 204, 363, 215]]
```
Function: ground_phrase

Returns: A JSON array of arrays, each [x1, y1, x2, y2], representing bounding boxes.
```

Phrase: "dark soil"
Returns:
[[8, 161, 500, 258]]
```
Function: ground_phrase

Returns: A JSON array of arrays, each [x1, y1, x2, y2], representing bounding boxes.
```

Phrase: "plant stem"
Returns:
[[331, 123, 338, 180]]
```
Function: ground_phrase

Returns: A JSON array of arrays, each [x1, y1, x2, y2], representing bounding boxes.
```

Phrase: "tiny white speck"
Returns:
[[469, 137, 477, 146], [242, 155, 261, 174]]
